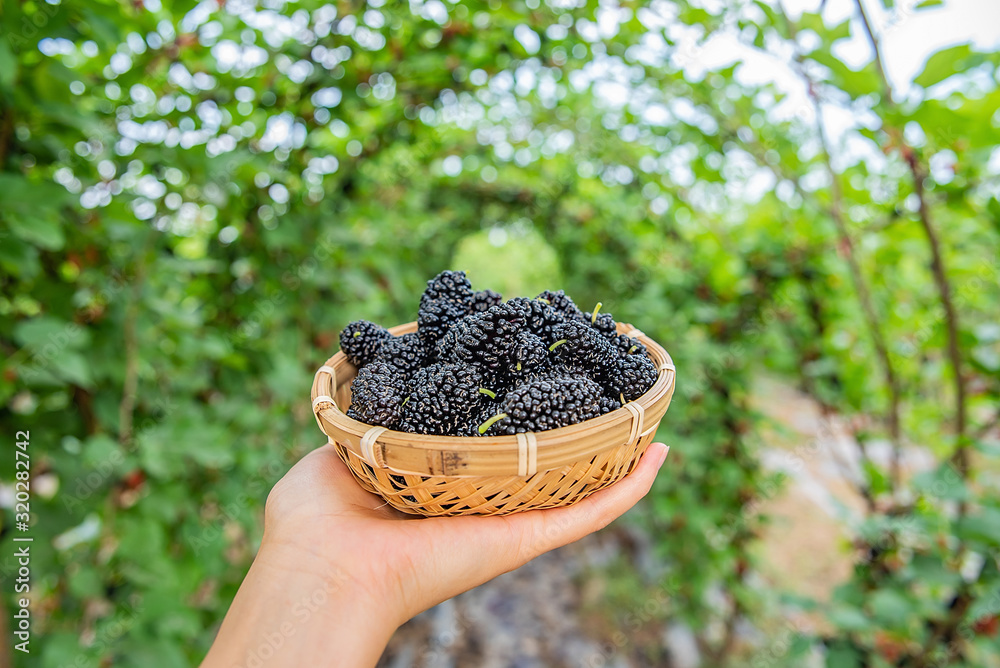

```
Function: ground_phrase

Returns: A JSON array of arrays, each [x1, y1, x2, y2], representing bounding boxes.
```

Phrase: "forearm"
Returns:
[[201, 542, 396, 668]]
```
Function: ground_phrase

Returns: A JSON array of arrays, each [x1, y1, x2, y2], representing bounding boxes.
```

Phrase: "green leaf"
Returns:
[[914, 43, 978, 88], [0, 40, 17, 91], [5, 215, 65, 250], [869, 589, 911, 627], [797, 13, 850, 43], [826, 641, 863, 668], [809, 49, 881, 98], [863, 460, 892, 497], [957, 508, 1000, 546], [915, 0, 943, 8], [912, 463, 969, 501], [55, 352, 94, 388], [828, 605, 870, 631]]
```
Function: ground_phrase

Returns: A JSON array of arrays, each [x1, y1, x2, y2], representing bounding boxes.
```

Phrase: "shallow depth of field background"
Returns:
[[2, 0, 1000, 665]]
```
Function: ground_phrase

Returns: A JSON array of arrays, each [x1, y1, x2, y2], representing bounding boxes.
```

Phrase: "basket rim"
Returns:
[[311, 320, 675, 477]]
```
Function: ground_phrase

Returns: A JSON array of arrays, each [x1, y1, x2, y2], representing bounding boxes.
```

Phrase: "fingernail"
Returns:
[[656, 444, 669, 469]]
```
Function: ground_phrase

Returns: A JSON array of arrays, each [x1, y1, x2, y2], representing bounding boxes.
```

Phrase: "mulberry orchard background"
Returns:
[[1, 0, 999, 666]]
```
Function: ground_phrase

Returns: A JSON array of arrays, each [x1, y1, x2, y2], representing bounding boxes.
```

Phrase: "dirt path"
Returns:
[[377, 536, 621, 668]]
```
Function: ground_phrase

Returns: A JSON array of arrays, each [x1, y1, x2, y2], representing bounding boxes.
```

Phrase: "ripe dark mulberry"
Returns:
[[506, 297, 568, 343], [510, 331, 549, 379], [603, 354, 658, 403], [479, 374, 604, 435], [590, 312, 618, 339], [435, 302, 526, 386], [612, 334, 647, 357], [471, 289, 504, 312], [398, 363, 486, 435], [340, 320, 393, 367], [535, 290, 586, 323], [423, 270, 474, 304], [599, 395, 623, 414], [346, 362, 407, 428], [549, 320, 617, 371], [373, 332, 426, 377], [417, 271, 474, 352]]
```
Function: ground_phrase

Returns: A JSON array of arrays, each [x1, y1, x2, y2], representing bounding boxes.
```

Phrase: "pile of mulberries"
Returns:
[[338, 271, 658, 436]]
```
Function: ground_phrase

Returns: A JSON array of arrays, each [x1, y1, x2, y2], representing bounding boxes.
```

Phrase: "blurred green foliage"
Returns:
[[1, 0, 999, 665], [451, 224, 563, 296]]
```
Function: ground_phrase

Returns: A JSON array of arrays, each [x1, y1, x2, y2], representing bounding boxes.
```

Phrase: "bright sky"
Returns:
[[658, 0, 1000, 187], [683, 0, 1000, 109], [823, 0, 1000, 93]]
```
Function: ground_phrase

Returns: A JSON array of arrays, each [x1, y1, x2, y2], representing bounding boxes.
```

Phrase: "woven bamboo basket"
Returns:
[[310, 321, 676, 516]]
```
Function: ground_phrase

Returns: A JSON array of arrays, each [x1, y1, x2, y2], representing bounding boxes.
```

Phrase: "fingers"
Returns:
[[479, 442, 670, 571]]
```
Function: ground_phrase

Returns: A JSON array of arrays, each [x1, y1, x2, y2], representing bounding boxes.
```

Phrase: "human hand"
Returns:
[[201, 441, 669, 667]]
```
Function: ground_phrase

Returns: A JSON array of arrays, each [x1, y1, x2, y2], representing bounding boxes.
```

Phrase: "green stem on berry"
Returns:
[[516, 362, 522, 371], [548, 339, 567, 352], [479, 388, 496, 399], [402, 396, 409, 407], [537, 298, 550, 305], [478, 412, 508, 434], [591, 302, 603, 323], [353, 331, 362, 338], [628, 345, 638, 354]]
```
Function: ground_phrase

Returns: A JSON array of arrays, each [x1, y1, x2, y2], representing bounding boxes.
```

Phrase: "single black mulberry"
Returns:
[[535, 289, 586, 323], [456, 403, 500, 437], [340, 320, 393, 367], [510, 331, 549, 379], [612, 334, 647, 357], [435, 302, 526, 386], [423, 270, 474, 304], [506, 297, 568, 343], [373, 332, 426, 377], [417, 271, 475, 352], [602, 354, 658, 403], [471, 289, 504, 312], [399, 363, 488, 435], [346, 361, 407, 428], [549, 320, 617, 371], [478, 373, 605, 435], [417, 299, 469, 354], [590, 311, 619, 339], [599, 395, 623, 414]]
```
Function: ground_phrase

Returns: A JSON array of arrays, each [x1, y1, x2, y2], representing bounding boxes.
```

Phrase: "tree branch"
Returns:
[[853, 0, 894, 105], [907, 153, 969, 468], [0, 110, 13, 171], [810, 90, 904, 487], [851, 0, 968, 473], [777, 7, 905, 490], [118, 249, 147, 446]]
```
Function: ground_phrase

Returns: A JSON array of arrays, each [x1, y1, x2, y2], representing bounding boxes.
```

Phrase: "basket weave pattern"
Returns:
[[311, 322, 675, 516]]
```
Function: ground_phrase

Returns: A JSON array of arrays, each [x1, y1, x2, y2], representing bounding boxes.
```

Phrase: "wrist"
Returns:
[[202, 539, 398, 667]]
